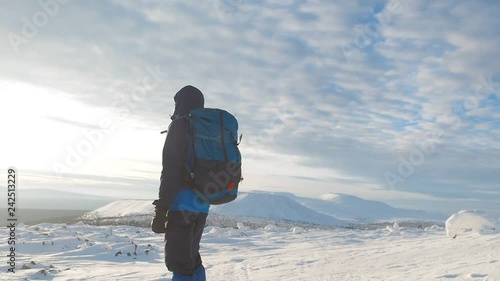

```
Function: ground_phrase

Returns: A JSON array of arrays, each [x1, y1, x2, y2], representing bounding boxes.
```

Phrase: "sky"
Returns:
[[0, 0, 499, 216]]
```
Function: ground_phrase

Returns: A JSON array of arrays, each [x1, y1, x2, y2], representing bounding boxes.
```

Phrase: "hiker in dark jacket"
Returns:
[[152, 85, 209, 281]]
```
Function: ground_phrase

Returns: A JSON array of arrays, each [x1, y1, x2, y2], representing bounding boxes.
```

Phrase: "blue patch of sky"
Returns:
[[481, 95, 500, 108], [425, 41, 457, 58], [294, 9, 318, 22], [231, 47, 275, 69], [404, 118, 423, 128], [87, 1, 156, 29], [453, 103, 469, 121], [492, 73, 500, 84], [372, 110, 403, 124], [369, 1, 386, 14], [393, 120, 411, 132], [454, 95, 500, 125], [373, 97, 418, 130], [477, 97, 500, 125], [303, 62, 338, 90], [313, 78, 362, 106], [338, 1, 388, 59], [345, 0, 387, 23], [257, 0, 302, 9], [217, 0, 246, 9], [364, 46, 391, 70], [49, 1, 159, 52], [281, 35, 317, 58]]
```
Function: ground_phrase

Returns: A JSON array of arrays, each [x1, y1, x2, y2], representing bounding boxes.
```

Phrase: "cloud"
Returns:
[[0, 0, 499, 213], [20, 169, 158, 199], [46, 116, 105, 130]]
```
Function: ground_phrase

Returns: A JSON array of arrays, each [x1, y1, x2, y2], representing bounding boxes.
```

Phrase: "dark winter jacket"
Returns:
[[155, 85, 208, 211]]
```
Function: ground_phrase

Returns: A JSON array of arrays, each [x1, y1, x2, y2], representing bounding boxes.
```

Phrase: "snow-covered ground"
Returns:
[[4, 196, 498, 280], [1, 221, 498, 281]]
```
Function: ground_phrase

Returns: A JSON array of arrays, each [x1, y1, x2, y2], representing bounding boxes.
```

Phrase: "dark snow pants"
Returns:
[[164, 211, 207, 276]]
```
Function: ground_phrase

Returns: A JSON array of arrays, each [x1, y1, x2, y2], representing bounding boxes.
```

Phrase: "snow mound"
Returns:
[[236, 222, 246, 230], [292, 227, 305, 234], [264, 224, 278, 231], [205, 226, 247, 238], [445, 210, 497, 238], [386, 222, 402, 236]]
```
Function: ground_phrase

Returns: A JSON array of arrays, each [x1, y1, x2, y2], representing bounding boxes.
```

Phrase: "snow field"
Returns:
[[0, 221, 498, 281]]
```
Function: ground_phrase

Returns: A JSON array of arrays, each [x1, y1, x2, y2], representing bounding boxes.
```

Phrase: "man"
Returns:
[[152, 85, 209, 281]]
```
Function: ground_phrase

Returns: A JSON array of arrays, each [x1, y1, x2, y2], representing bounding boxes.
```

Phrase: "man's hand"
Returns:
[[151, 207, 168, 234]]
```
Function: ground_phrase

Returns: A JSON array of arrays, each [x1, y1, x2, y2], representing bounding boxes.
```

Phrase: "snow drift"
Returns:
[[445, 210, 498, 238]]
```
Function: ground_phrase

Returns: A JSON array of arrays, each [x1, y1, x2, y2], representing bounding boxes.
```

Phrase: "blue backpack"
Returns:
[[183, 108, 242, 205]]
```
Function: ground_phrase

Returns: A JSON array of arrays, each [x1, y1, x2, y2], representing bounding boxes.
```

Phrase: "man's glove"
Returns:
[[151, 200, 168, 234], [151, 208, 168, 233]]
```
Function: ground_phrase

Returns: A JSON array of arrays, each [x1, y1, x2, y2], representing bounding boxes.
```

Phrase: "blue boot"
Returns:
[[193, 265, 206, 281]]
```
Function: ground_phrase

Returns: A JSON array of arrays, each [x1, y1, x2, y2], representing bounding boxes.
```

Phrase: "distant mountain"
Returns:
[[80, 191, 445, 227], [81, 195, 346, 227], [82, 200, 154, 220], [210, 193, 346, 226], [274, 192, 445, 222]]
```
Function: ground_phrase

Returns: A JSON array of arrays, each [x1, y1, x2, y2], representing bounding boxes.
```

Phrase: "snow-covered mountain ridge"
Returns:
[[82, 191, 444, 227]]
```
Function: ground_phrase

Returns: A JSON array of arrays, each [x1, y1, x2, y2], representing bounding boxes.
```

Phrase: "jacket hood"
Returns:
[[172, 85, 204, 119]]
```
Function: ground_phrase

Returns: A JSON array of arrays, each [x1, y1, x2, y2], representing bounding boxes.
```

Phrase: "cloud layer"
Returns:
[[1, 0, 499, 215]]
